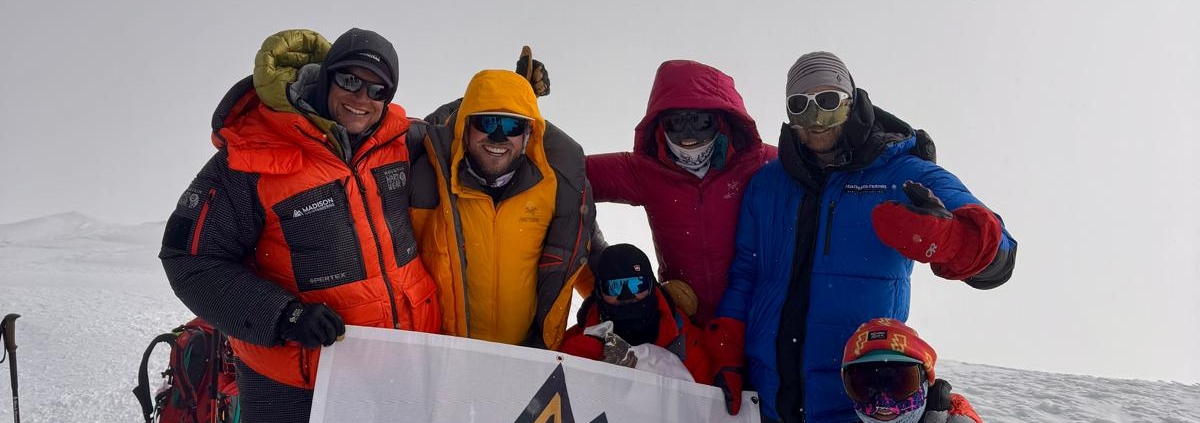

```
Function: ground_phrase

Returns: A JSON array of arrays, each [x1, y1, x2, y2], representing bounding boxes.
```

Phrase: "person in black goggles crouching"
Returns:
[[560, 244, 736, 402]]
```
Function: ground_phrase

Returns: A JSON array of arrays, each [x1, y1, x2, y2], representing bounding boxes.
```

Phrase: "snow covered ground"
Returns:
[[0, 213, 1197, 423]]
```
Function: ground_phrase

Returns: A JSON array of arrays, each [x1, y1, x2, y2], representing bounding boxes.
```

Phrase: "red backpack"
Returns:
[[133, 317, 240, 423]]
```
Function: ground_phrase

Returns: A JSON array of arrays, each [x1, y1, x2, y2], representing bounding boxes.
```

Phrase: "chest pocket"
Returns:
[[372, 161, 418, 266], [273, 181, 367, 291]]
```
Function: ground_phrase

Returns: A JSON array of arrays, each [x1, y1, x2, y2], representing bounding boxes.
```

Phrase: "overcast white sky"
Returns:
[[2, 0, 1197, 384]]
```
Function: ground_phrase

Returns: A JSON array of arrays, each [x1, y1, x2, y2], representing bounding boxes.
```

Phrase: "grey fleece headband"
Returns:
[[786, 51, 854, 97]]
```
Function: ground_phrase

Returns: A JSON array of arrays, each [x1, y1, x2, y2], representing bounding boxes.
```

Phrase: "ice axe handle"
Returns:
[[520, 46, 533, 79], [1, 314, 17, 352]]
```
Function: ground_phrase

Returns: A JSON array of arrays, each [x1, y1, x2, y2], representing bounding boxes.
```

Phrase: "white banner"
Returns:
[[310, 325, 760, 423]]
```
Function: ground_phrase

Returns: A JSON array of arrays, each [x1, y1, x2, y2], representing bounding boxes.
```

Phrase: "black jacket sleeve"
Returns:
[[964, 240, 1017, 290], [159, 151, 296, 346], [523, 121, 597, 349]]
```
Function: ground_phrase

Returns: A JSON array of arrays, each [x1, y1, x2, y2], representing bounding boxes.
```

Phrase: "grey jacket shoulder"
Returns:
[[542, 121, 587, 192], [407, 120, 454, 210], [425, 98, 463, 126]]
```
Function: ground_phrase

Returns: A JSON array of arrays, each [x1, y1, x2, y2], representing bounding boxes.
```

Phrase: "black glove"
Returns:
[[278, 302, 346, 348], [926, 379, 953, 412], [515, 46, 550, 97], [913, 129, 937, 163]]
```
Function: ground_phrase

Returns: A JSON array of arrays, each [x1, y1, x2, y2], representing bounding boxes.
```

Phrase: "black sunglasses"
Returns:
[[332, 71, 389, 101], [786, 90, 851, 115], [661, 111, 716, 133]]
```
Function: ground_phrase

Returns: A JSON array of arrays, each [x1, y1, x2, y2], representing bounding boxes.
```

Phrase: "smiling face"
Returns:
[[326, 66, 387, 135], [660, 109, 719, 149], [464, 115, 528, 181], [856, 389, 927, 423]]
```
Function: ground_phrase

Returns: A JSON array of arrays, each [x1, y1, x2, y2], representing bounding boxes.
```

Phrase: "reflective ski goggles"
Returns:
[[332, 71, 390, 101], [786, 90, 851, 115], [841, 361, 925, 404], [599, 276, 651, 300], [469, 114, 530, 137], [661, 111, 716, 133]]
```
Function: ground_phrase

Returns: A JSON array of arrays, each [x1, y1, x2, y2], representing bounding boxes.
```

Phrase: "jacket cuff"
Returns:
[[560, 334, 603, 360]]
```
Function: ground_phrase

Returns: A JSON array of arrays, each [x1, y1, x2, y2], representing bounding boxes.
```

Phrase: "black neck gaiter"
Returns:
[[597, 291, 661, 346]]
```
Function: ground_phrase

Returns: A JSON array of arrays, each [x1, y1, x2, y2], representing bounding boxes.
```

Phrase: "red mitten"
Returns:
[[704, 317, 746, 415], [559, 333, 603, 360], [871, 181, 1002, 280], [713, 367, 743, 415]]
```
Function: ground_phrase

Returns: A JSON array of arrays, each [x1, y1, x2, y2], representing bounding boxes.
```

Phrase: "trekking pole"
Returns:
[[1, 314, 20, 423]]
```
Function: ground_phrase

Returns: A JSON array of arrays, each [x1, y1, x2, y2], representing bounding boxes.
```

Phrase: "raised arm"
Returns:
[[872, 159, 1017, 289]]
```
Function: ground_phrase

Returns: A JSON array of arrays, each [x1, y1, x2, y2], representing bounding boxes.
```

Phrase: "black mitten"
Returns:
[[926, 378, 954, 412]]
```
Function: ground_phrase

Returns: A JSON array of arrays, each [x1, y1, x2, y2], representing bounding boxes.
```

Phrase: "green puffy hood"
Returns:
[[253, 29, 329, 114]]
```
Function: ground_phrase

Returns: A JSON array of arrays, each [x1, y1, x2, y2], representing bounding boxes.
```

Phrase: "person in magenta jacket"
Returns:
[[586, 60, 777, 327]]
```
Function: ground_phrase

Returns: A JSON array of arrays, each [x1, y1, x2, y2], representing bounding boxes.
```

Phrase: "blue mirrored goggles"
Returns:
[[599, 276, 651, 300], [469, 114, 530, 137]]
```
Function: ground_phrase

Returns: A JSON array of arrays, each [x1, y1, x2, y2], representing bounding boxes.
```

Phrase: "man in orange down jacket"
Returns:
[[160, 28, 441, 423], [408, 69, 596, 350]]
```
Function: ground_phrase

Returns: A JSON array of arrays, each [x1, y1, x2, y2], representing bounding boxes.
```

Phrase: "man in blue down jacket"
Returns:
[[711, 52, 1017, 423]]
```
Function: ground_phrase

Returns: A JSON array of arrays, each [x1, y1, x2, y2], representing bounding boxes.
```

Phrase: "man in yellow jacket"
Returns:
[[410, 70, 595, 350]]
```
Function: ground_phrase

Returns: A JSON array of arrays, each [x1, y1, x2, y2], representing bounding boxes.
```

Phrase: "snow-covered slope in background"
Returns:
[[0, 213, 1196, 422], [0, 213, 193, 422]]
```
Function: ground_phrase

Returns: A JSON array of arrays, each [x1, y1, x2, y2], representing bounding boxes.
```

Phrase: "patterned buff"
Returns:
[[665, 133, 718, 178], [854, 381, 928, 423]]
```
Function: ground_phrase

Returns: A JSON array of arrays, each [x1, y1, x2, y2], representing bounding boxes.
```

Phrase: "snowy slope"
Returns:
[[0, 213, 1196, 423]]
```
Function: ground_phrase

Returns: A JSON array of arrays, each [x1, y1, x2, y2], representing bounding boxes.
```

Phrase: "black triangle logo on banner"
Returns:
[[514, 364, 608, 423]]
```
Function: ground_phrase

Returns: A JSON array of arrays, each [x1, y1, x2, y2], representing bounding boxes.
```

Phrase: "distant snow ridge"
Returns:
[[0, 212, 164, 246], [937, 360, 1200, 422], [0, 213, 166, 279], [0, 212, 103, 243], [0, 213, 1198, 423]]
